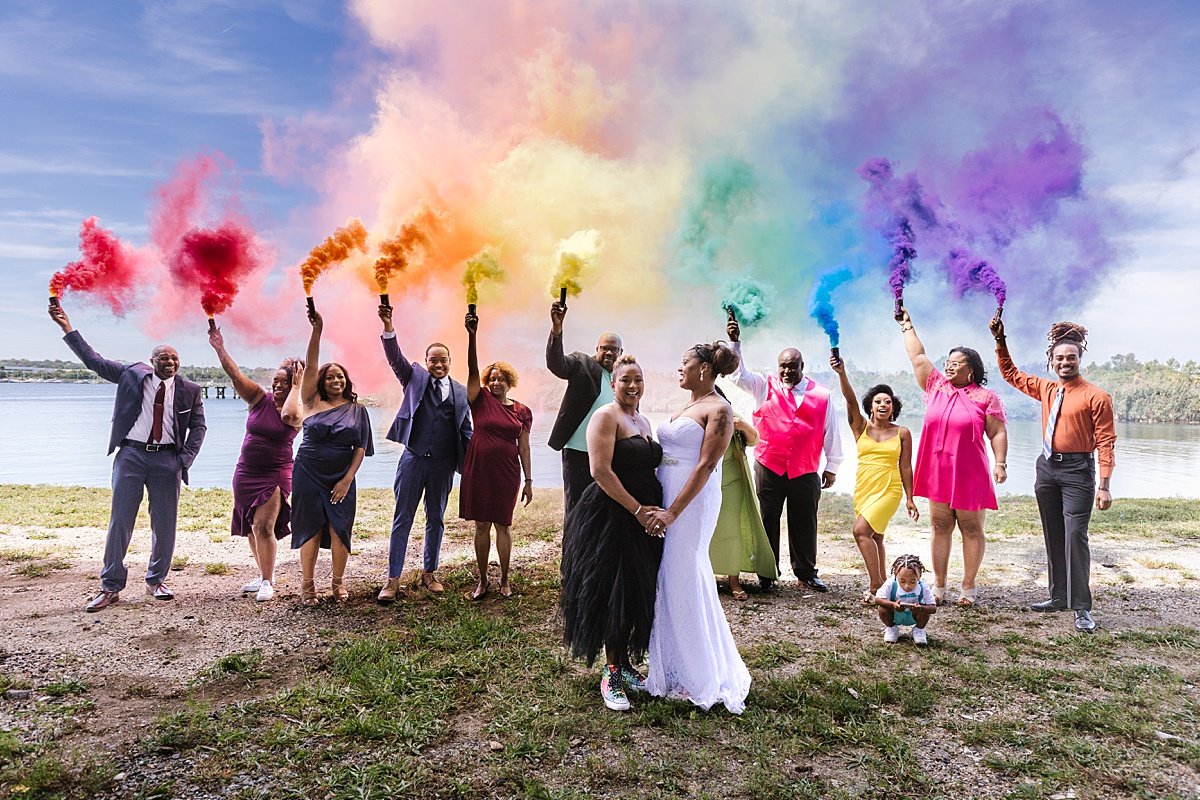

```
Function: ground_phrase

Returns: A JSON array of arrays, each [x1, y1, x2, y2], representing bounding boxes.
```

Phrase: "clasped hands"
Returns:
[[633, 505, 675, 537]]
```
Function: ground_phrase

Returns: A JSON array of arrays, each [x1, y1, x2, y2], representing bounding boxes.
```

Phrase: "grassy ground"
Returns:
[[1, 487, 1198, 799]]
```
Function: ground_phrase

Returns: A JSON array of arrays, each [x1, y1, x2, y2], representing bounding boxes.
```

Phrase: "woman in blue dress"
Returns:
[[287, 310, 374, 606]]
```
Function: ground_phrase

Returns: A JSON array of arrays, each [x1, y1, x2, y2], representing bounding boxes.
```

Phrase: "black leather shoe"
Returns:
[[1074, 610, 1097, 633], [1030, 598, 1067, 612], [800, 577, 830, 593], [757, 578, 782, 595]]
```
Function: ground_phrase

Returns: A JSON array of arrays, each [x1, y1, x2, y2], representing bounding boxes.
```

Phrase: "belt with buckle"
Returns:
[[1048, 452, 1091, 463], [121, 439, 176, 452]]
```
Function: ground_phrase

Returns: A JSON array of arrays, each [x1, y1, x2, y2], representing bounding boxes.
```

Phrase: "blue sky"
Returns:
[[3, 1, 1200, 369]]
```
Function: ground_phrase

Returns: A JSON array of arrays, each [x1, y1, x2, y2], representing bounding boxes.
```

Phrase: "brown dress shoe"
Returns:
[[377, 577, 402, 604], [86, 590, 120, 612], [421, 572, 444, 593]]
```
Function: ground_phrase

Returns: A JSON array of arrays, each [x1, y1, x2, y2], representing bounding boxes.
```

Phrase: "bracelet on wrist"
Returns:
[[633, 505, 642, 516], [996, 463, 1007, 469], [524, 478, 532, 482]]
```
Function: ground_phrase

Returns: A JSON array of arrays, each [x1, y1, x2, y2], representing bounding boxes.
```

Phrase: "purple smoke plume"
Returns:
[[944, 248, 1007, 307]]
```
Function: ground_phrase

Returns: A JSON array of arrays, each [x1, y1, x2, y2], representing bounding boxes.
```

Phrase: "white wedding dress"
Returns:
[[646, 416, 751, 713]]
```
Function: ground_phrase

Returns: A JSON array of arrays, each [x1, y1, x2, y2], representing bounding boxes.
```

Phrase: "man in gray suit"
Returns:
[[377, 304, 473, 602], [50, 303, 206, 612]]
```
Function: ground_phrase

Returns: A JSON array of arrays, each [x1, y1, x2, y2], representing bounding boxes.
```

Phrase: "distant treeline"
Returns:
[[4, 353, 1197, 424]]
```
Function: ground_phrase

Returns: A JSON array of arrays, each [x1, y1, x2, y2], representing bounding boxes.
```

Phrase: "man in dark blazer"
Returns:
[[546, 300, 622, 517], [49, 303, 206, 612], [377, 304, 473, 602]]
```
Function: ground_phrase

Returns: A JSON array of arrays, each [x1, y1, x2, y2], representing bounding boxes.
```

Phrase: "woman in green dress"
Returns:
[[708, 406, 779, 600]]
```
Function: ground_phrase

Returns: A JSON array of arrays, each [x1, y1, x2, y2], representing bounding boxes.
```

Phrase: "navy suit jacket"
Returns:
[[65, 331, 207, 484], [381, 335, 473, 473]]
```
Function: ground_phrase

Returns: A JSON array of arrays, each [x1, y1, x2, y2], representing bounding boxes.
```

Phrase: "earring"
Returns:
[[700, 368, 706, 381]]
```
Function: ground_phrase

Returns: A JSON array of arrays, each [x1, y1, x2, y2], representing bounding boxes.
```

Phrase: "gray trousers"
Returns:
[[1034, 453, 1095, 611], [101, 446, 181, 592]]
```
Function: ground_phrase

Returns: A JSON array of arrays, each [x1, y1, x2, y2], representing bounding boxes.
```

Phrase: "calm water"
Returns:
[[1, 382, 1197, 498]]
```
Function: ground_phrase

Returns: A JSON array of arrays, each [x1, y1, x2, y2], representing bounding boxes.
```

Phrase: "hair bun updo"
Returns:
[[691, 341, 740, 377]]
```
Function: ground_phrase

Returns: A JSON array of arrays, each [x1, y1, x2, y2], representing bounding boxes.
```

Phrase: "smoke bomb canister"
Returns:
[[379, 293, 390, 308], [49, 295, 60, 308], [831, 346, 840, 363], [726, 306, 736, 323], [207, 317, 216, 332], [306, 296, 316, 313], [995, 305, 1004, 320], [559, 287, 567, 308], [894, 296, 904, 321], [467, 303, 477, 316]]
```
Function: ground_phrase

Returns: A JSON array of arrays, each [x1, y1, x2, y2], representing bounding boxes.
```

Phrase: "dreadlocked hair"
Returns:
[[1046, 321, 1088, 368], [890, 554, 925, 577]]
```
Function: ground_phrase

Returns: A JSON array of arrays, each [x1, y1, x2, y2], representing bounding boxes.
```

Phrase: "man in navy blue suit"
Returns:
[[50, 303, 206, 612], [377, 304, 473, 602]]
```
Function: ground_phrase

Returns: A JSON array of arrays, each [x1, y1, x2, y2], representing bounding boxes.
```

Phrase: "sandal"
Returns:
[[498, 581, 512, 598], [301, 579, 319, 607], [861, 590, 876, 606], [932, 584, 948, 606], [955, 587, 977, 607], [331, 576, 349, 603], [468, 580, 489, 601]]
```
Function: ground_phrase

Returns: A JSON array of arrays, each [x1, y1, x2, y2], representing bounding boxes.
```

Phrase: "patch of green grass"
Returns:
[[25, 531, 58, 540], [41, 678, 89, 698], [203, 562, 228, 575], [206, 531, 230, 543], [1115, 626, 1199, 650], [743, 640, 804, 671], [15, 557, 72, 578], [0, 546, 44, 562], [171, 554, 189, 569]]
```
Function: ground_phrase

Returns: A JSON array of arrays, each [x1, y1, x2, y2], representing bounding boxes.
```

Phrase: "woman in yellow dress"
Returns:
[[830, 354, 919, 601]]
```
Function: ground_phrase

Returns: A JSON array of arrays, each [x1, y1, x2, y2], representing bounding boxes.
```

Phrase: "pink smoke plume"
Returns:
[[169, 222, 264, 318], [49, 217, 149, 315]]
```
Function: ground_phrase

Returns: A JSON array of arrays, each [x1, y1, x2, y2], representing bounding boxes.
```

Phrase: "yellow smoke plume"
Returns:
[[551, 228, 603, 297], [462, 247, 505, 304]]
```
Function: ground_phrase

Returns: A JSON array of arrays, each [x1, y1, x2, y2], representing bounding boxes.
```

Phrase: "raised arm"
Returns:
[[989, 316, 1044, 399], [379, 304, 414, 385], [207, 327, 265, 406], [726, 340, 767, 404], [301, 310, 323, 407], [465, 310, 481, 403], [52, 305, 128, 384], [648, 403, 734, 531], [546, 301, 575, 379], [897, 309, 934, 391], [831, 352, 866, 438]]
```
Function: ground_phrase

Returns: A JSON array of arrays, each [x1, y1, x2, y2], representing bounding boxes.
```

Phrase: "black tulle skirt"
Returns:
[[559, 436, 664, 667]]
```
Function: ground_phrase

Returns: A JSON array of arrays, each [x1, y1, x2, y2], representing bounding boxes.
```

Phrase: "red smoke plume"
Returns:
[[49, 217, 147, 315], [169, 222, 263, 317]]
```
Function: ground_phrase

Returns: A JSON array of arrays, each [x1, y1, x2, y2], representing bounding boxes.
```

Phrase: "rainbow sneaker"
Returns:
[[620, 666, 648, 694], [601, 665, 630, 712]]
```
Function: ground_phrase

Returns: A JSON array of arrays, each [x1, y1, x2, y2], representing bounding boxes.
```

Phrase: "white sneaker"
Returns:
[[255, 580, 275, 602], [912, 627, 928, 646], [241, 577, 262, 594], [883, 626, 900, 644]]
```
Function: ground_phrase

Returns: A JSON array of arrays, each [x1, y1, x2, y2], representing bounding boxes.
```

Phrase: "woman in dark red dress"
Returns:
[[209, 327, 301, 603], [460, 309, 533, 600]]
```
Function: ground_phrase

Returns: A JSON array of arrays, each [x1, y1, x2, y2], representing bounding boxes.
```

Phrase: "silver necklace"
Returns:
[[681, 390, 716, 412]]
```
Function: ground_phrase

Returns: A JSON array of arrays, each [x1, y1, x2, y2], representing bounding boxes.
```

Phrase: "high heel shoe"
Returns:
[[301, 579, 319, 607], [331, 576, 349, 603]]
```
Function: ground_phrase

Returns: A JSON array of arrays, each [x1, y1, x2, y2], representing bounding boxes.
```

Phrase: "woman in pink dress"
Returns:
[[209, 327, 302, 603], [898, 309, 1008, 607], [460, 309, 533, 600]]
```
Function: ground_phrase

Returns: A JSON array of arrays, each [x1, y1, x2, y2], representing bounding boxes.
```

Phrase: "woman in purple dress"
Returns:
[[460, 309, 534, 600], [209, 327, 301, 603], [288, 310, 374, 606]]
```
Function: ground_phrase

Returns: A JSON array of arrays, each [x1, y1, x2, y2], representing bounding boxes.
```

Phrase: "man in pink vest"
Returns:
[[726, 317, 843, 593]]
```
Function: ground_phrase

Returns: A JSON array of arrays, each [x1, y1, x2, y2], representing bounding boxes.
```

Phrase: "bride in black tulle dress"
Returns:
[[560, 356, 665, 711]]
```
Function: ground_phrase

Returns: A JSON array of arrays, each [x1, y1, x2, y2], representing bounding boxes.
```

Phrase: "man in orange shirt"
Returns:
[[990, 318, 1115, 633]]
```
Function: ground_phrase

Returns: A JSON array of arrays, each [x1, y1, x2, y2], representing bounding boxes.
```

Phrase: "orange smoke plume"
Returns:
[[299, 219, 368, 295], [373, 204, 445, 293]]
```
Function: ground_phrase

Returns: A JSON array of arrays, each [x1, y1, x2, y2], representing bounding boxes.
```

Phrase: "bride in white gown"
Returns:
[[644, 341, 751, 713]]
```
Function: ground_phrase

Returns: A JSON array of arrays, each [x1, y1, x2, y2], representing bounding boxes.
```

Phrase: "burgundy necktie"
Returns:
[[151, 381, 166, 443]]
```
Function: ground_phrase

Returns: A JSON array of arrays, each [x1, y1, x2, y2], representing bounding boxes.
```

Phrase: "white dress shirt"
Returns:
[[127, 374, 176, 444], [727, 341, 843, 473]]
